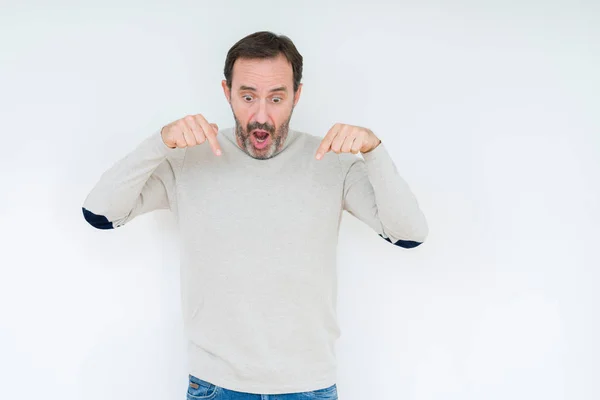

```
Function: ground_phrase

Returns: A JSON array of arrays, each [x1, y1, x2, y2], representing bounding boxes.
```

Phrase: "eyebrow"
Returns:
[[239, 85, 288, 93]]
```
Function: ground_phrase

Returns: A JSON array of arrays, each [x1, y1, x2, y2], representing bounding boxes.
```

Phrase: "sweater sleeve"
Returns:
[[340, 142, 428, 248], [81, 130, 186, 229]]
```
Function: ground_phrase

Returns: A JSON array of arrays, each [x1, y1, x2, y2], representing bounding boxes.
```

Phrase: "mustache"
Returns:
[[247, 122, 275, 134]]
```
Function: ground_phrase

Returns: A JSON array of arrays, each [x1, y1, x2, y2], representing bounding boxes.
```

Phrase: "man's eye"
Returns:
[[272, 97, 282, 103], [243, 95, 253, 102]]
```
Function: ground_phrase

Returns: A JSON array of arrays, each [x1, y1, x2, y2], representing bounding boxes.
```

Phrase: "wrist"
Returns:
[[362, 138, 381, 153]]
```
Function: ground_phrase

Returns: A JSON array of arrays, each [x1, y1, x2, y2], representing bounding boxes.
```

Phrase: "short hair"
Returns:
[[224, 31, 303, 92]]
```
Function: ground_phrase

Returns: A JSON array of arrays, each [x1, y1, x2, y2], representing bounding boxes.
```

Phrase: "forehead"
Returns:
[[232, 54, 293, 90]]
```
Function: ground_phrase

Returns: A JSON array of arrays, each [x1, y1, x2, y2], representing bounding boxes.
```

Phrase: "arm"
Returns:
[[81, 130, 185, 229], [340, 142, 428, 248]]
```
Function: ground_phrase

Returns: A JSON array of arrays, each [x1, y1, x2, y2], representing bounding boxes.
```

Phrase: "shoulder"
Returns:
[[292, 128, 362, 173]]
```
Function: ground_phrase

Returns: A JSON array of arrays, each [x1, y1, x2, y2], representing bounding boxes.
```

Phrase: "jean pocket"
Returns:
[[308, 384, 338, 399], [187, 375, 219, 399]]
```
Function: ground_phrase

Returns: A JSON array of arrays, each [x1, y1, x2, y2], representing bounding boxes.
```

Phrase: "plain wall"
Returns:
[[0, 1, 598, 399]]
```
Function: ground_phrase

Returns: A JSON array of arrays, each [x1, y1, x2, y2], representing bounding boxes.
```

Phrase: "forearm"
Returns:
[[82, 130, 177, 228], [362, 143, 429, 242]]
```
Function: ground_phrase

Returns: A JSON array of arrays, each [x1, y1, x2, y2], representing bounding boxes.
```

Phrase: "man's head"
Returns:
[[222, 31, 303, 159]]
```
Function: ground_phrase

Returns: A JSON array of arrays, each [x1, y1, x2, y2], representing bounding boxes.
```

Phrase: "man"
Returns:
[[82, 31, 428, 399]]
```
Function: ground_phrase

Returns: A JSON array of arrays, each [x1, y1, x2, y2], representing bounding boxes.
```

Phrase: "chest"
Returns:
[[175, 152, 344, 242]]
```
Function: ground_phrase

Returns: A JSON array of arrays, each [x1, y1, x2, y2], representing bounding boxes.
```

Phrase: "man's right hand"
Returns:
[[161, 114, 222, 156]]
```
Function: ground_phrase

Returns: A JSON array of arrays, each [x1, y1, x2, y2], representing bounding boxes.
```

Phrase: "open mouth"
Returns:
[[251, 130, 271, 149]]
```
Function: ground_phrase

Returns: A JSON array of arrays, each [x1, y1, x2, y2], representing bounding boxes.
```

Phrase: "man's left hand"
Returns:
[[315, 123, 381, 160]]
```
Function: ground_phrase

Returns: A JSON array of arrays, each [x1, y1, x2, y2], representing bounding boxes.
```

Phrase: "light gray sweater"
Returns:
[[82, 126, 428, 394]]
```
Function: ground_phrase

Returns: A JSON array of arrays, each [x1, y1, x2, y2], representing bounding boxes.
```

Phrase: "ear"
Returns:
[[221, 80, 231, 103], [293, 83, 303, 107]]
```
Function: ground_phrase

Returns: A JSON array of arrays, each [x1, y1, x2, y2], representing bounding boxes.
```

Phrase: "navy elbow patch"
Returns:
[[82, 207, 114, 229], [379, 234, 422, 248]]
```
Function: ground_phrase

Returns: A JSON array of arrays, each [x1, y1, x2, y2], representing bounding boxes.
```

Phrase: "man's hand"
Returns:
[[161, 114, 222, 156], [315, 123, 381, 160]]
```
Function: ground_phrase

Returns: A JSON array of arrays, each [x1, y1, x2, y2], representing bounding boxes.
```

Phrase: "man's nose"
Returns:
[[254, 99, 269, 124]]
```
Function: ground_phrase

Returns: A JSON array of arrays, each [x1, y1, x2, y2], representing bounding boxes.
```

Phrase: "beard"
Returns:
[[231, 106, 294, 160]]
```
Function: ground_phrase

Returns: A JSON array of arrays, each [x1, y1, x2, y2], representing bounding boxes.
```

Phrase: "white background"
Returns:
[[1, 1, 598, 399]]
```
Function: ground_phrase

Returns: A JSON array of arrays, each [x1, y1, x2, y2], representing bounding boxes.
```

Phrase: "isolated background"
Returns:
[[1, 1, 598, 399]]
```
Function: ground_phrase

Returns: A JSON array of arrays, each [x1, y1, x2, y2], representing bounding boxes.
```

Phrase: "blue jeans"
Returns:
[[186, 374, 338, 399]]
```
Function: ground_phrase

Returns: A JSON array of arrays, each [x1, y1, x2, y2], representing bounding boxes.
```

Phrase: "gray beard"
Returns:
[[232, 107, 294, 160]]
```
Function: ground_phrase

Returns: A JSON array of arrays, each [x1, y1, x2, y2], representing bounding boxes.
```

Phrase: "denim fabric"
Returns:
[[186, 374, 338, 400]]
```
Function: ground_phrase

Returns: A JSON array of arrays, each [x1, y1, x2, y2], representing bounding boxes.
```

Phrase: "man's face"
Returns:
[[222, 54, 302, 159]]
